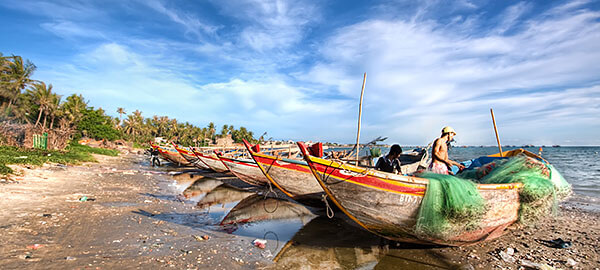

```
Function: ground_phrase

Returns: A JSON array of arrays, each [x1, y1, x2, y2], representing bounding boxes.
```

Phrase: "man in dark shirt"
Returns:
[[375, 144, 402, 174]]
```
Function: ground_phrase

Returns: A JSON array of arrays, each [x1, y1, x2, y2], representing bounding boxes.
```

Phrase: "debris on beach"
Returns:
[[520, 259, 556, 270], [252, 239, 266, 249], [26, 244, 43, 250]]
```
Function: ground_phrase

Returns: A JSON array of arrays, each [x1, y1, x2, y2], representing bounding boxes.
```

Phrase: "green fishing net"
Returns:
[[415, 156, 571, 239], [415, 172, 486, 239]]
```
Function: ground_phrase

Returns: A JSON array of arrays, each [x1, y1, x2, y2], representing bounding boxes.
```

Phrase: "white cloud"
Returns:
[[210, 0, 320, 51], [33, 42, 353, 141], [298, 1, 600, 145]]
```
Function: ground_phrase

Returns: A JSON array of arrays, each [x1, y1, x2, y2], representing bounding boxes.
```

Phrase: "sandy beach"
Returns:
[[0, 152, 598, 269]]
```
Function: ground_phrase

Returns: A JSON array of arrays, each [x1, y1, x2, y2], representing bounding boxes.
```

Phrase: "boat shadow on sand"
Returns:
[[133, 179, 466, 269]]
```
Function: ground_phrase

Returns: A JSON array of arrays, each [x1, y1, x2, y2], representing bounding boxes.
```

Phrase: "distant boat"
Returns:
[[151, 142, 191, 166], [552, 145, 561, 148]]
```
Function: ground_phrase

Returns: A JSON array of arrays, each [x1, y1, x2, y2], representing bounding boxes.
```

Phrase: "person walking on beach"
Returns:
[[429, 126, 464, 175], [149, 147, 160, 167], [375, 144, 402, 174]]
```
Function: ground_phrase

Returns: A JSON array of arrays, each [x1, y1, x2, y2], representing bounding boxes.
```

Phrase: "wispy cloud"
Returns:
[[211, 0, 321, 51], [494, 2, 532, 34], [40, 20, 106, 40], [143, 0, 221, 39]]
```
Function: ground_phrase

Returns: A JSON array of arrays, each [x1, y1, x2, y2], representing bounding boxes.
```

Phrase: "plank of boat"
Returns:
[[242, 140, 324, 203], [297, 142, 522, 246], [216, 153, 268, 186], [191, 149, 229, 173]]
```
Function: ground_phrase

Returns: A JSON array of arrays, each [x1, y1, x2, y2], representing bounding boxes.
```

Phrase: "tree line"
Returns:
[[0, 53, 257, 146]]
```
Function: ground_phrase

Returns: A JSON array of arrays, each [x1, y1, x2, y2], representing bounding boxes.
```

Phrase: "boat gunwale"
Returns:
[[215, 151, 265, 186], [304, 152, 523, 191]]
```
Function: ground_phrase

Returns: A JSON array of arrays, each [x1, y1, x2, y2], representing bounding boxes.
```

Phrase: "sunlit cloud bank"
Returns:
[[1, 0, 598, 145]]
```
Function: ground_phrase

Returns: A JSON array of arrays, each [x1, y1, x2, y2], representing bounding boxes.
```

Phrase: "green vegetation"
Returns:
[[1, 52, 258, 147], [0, 142, 119, 175], [66, 142, 120, 157]]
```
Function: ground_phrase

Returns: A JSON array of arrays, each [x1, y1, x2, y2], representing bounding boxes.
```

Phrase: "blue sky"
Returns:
[[1, 0, 599, 145]]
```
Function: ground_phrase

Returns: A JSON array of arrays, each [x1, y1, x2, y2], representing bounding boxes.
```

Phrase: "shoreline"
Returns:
[[0, 154, 598, 269]]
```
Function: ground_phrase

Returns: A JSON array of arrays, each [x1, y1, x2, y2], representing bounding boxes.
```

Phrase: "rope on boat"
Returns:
[[322, 194, 335, 218], [262, 179, 279, 213]]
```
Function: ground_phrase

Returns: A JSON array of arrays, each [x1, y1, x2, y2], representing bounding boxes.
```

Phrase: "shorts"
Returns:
[[429, 162, 449, 175]]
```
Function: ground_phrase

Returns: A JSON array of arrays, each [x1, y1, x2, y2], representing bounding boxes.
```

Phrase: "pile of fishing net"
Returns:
[[414, 156, 571, 239]]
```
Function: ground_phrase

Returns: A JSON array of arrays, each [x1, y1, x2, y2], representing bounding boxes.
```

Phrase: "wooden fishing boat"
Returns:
[[152, 142, 191, 166], [297, 142, 525, 246], [190, 148, 229, 173], [215, 151, 268, 187], [242, 140, 325, 203], [173, 143, 210, 170]]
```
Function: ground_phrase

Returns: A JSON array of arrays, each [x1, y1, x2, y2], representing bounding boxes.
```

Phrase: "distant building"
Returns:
[[214, 134, 234, 147]]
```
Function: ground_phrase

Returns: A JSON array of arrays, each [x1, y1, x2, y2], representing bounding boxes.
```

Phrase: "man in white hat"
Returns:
[[429, 126, 464, 175]]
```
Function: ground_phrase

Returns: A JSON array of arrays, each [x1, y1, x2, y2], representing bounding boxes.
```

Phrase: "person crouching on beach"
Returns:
[[429, 126, 464, 175], [375, 144, 402, 174]]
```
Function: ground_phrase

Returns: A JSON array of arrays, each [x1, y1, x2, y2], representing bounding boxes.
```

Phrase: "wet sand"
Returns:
[[0, 152, 598, 269]]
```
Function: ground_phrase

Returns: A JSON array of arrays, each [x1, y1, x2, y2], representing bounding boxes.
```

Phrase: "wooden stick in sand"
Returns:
[[355, 73, 367, 165], [490, 108, 503, 157]]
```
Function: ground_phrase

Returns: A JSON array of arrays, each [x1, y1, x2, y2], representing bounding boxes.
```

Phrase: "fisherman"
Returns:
[[149, 147, 160, 167], [430, 126, 464, 175], [375, 144, 402, 174]]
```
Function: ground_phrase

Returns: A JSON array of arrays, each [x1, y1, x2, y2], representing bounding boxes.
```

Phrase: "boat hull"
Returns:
[[217, 155, 268, 186], [173, 144, 209, 169], [253, 152, 323, 201], [155, 144, 190, 166], [243, 140, 324, 203], [194, 151, 229, 173]]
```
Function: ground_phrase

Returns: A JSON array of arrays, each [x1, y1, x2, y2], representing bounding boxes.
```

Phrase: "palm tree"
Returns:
[[207, 122, 216, 142], [220, 124, 229, 137], [0, 55, 36, 115], [25, 82, 55, 127], [47, 93, 62, 129], [62, 94, 88, 126], [116, 107, 126, 126]]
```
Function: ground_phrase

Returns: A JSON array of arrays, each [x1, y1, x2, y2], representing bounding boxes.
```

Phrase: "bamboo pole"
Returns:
[[355, 73, 367, 165], [490, 108, 503, 157]]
